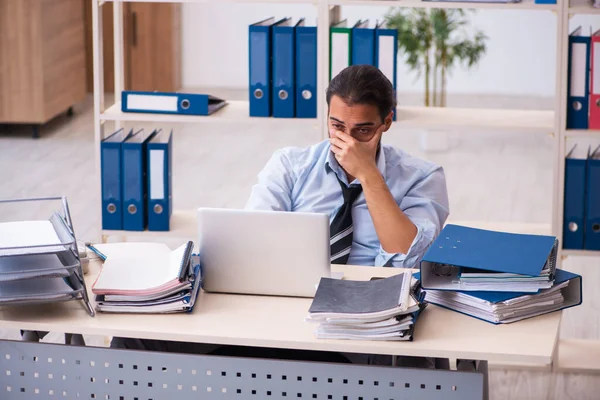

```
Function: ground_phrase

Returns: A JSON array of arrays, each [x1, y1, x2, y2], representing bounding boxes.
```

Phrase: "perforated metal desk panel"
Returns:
[[0, 261, 560, 399]]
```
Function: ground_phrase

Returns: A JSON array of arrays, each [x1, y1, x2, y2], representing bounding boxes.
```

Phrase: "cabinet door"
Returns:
[[126, 3, 181, 92], [84, 2, 181, 93]]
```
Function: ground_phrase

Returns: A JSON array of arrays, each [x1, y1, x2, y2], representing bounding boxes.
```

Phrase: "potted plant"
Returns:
[[385, 8, 488, 108]]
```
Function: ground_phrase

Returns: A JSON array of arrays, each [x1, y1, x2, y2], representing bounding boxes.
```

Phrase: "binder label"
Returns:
[[127, 94, 178, 112], [571, 43, 587, 97], [331, 33, 349, 80], [149, 150, 165, 200], [378, 35, 395, 85], [594, 43, 600, 94]]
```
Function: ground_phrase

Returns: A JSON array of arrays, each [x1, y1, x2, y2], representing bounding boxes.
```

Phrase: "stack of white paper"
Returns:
[[421, 268, 582, 324], [0, 217, 83, 306]]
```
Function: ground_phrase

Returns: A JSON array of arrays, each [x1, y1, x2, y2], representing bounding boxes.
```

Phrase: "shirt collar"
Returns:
[[325, 143, 387, 184]]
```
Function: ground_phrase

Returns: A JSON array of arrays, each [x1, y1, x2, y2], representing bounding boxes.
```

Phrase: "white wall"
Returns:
[[181, 4, 600, 97]]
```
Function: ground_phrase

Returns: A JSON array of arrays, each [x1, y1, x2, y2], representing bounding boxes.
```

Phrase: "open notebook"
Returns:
[[92, 242, 194, 296]]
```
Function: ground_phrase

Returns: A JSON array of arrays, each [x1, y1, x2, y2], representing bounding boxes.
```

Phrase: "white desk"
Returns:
[[0, 261, 562, 400]]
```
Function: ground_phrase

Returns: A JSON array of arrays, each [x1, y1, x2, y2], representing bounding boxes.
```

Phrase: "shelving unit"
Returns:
[[90, 0, 600, 374], [90, 0, 577, 250]]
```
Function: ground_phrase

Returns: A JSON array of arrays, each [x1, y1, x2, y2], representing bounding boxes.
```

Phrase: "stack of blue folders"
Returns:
[[248, 17, 398, 119], [418, 224, 583, 324], [101, 128, 173, 232]]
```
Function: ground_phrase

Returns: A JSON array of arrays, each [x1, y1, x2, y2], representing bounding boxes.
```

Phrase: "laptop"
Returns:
[[197, 208, 332, 298]]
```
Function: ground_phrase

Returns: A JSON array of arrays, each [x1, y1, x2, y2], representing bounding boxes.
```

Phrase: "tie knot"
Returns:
[[338, 180, 363, 204]]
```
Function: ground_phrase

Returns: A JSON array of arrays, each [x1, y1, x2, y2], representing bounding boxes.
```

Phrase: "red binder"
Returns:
[[590, 29, 600, 129]]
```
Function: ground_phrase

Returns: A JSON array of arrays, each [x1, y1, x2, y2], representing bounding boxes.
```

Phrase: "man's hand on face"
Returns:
[[329, 125, 385, 182]]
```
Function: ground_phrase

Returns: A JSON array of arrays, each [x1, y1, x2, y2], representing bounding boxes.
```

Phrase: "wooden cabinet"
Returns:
[[84, 2, 181, 93], [125, 3, 181, 92], [0, 0, 87, 126]]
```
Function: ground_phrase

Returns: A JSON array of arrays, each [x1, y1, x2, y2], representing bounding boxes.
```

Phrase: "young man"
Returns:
[[246, 64, 449, 267], [111, 65, 451, 368]]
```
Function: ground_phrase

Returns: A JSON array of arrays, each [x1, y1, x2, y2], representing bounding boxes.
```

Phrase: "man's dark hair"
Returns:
[[326, 65, 397, 122]]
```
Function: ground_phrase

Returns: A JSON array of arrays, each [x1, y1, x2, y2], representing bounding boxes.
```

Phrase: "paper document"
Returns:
[[0, 221, 67, 255]]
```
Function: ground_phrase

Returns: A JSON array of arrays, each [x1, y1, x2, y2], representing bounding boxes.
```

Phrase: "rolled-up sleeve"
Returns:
[[379, 166, 450, 268], [244, 149, 296, 211]]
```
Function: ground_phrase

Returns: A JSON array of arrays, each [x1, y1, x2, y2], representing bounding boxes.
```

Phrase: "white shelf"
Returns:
[[101, 101, 551, 133], [329, 0, 557, 10], [565, 129, 600, 138], [396, 107, 554, 134], [100, 101, 318, 125], [561, 249, 600, 258], [569, 5, 600, 14]]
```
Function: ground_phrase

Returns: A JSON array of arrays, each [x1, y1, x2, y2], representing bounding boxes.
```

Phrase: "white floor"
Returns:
[[1, 92, 599, 399]]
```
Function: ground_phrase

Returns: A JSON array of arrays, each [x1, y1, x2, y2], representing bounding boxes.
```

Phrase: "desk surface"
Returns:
[[0, 261, 561, 366]]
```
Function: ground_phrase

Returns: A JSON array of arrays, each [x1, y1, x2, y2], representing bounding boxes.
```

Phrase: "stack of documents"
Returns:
[[306, 273, 425, 341], [419, 224, 583, 324], [420, 224, 558, 293], [421, 269, 582, 324], [0, 197, 93, 315], [90, 241, 201, 314]]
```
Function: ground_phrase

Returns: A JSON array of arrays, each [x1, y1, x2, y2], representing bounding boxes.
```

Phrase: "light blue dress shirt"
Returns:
[[245, 139, 450, 268]]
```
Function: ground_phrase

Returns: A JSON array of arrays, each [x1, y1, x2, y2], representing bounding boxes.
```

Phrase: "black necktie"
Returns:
[[330, 177, 363, 264]]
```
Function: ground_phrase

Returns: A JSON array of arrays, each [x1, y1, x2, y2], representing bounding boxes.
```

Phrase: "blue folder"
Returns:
[[249, 17, 288, 117], [420, 224, 558, 291], [566, 27, 591, 129], [295, 21, 317, 119], [375, 21, 398, 121], [122, 128, 159, 231], [351, 20, 375, 66], [147, 129, 173, 231], [101, 128, 133, 230], [272, 18, 295, 118], [585, 146, 600, 250], [563, 144, 589, 249], [121, 91, 227, 116], [421, 269, 582, 325]]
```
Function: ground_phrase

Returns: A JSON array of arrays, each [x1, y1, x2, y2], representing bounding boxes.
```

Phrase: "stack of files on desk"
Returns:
[[420, 269, 582, 324], [563, 144, 600, 250], [306, 273, 426, 341], [91, 241, 201, 314], [417, 224, 583, 324], [420, 224, 558, 293], [101, 128, 173, 232], [0, 198, 93, 315]]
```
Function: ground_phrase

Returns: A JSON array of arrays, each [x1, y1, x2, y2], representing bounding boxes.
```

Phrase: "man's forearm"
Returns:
[[360, 169, 417, 254]]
